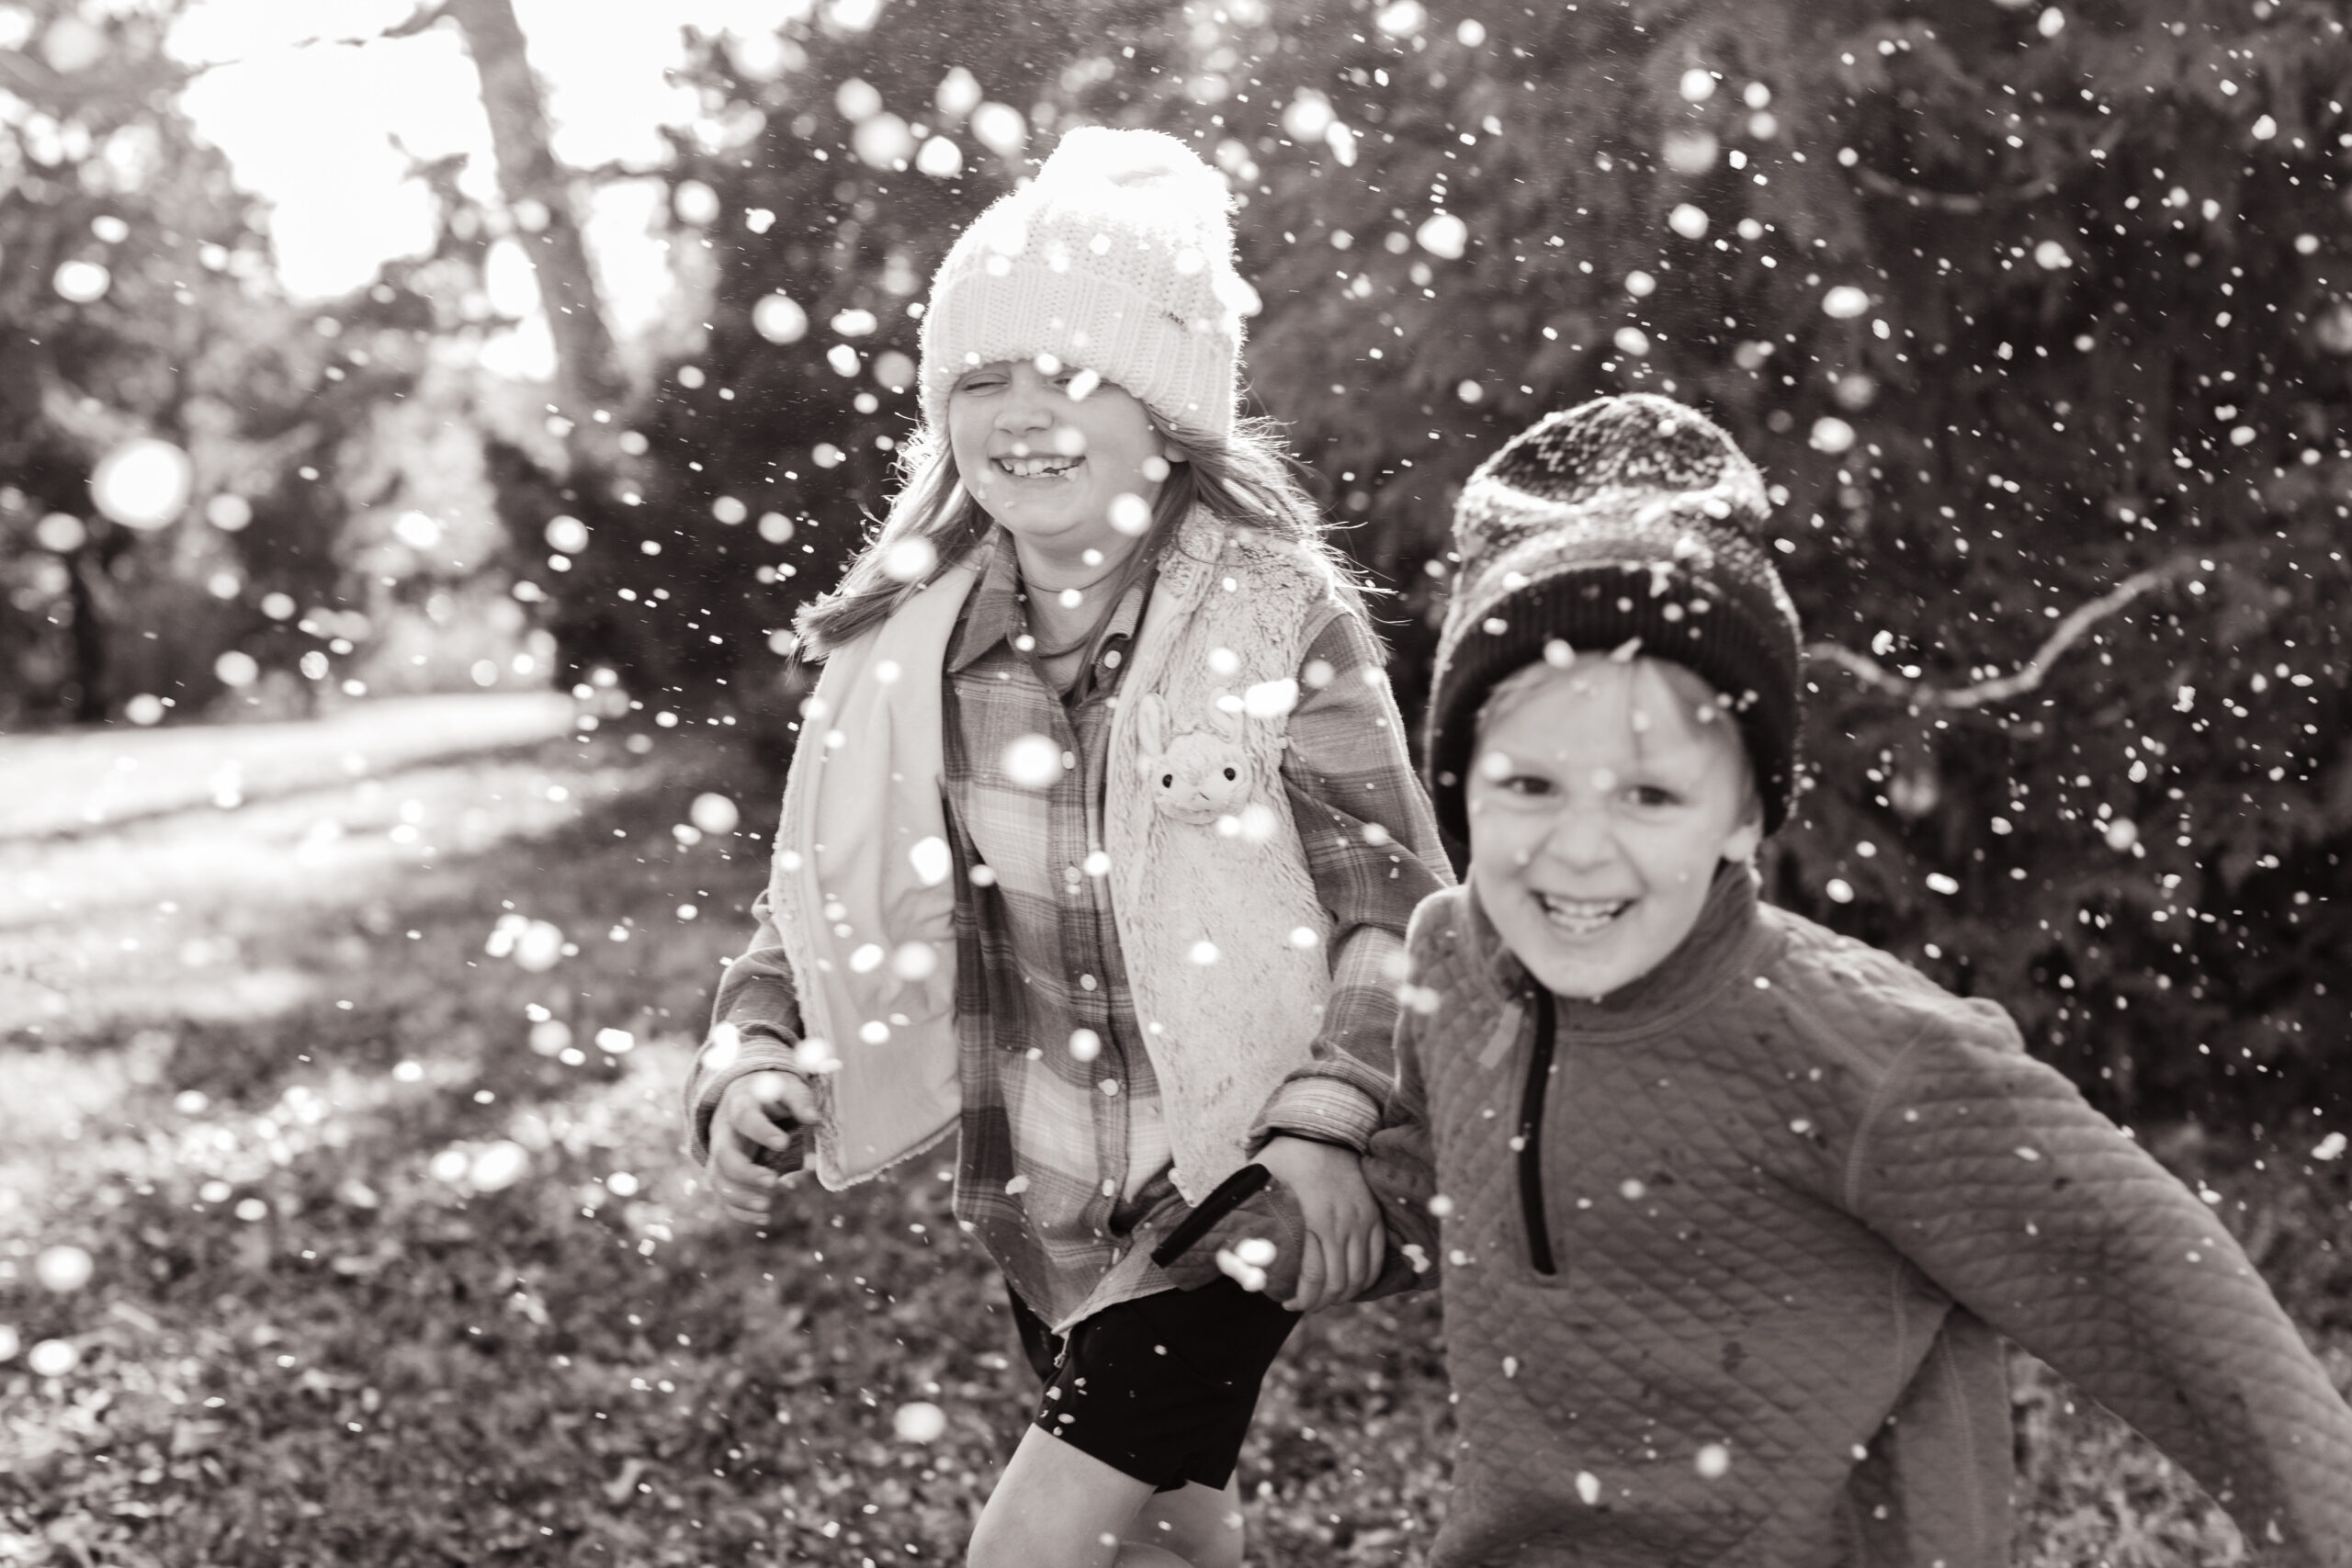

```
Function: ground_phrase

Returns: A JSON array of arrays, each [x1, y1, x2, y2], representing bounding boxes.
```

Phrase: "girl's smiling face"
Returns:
[[1465, 656, 1762, 1000], [946, 356, 1180, 577]]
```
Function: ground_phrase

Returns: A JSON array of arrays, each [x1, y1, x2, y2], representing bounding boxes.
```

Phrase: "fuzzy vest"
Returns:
[[770, 512, 1340, 1200]]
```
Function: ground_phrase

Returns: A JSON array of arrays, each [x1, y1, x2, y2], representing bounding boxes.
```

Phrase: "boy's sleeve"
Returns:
[[684, 885, 811, 1167], [1250, 606, 1454, 1153], [1848, 1010, 2352, 1564]]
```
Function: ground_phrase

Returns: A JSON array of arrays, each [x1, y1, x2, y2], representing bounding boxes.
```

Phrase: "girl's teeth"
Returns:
[[999, 456, 1077, 478]]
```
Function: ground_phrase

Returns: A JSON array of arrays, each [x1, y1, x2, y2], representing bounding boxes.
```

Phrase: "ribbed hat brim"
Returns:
[[1424, 547, 1802, 844], [921, 258, 1236, 445]]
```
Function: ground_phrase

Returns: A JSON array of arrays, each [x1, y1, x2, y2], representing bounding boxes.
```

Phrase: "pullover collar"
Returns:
[[1469, 860, 1772, 1042]]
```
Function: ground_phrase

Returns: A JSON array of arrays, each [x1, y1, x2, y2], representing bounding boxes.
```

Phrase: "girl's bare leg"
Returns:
[[1129, 1478, 1244, 1568], [967, 1427, 1244, 1568]]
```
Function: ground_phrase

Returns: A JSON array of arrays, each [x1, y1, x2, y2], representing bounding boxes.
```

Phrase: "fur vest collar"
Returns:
[[771, 511, 1343, 1200]]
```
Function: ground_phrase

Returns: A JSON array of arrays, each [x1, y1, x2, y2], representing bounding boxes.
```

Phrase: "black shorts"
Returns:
[[1009, 1279, 1300, 1493]]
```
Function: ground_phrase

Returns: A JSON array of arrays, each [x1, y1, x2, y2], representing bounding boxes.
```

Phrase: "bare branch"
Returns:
[[570, 158, 674, 186], [285, 5, 447, 49], [377, 4, 452, 40], [1806, 555, 2200, 709], [0, 51, 59, 98], [1849, 164, 2059, 214]]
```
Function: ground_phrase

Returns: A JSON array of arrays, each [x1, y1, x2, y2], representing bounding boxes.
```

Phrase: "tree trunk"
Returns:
[[441, 0, 628, 466], [68, 550, 108, 724]]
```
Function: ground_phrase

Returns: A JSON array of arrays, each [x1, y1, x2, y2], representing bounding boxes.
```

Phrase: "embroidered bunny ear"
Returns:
[[1205, 702, 1244, 741], [1135, 691, 1170, 763]]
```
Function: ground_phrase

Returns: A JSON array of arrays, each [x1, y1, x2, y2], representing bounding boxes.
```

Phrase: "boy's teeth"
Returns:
[[1536, 895, 1628, 932]]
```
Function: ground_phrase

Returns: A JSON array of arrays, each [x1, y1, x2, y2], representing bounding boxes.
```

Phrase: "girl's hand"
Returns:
[[707, 1070, 819, 1225], [1255, 1135, 1385, 1312]]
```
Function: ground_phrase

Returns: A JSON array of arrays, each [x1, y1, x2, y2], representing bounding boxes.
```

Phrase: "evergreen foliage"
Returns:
[[539, 0, 2350, 1127]]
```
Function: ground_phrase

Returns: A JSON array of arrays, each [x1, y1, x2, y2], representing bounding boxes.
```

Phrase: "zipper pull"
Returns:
[[1477, 998, 1524, 1069]]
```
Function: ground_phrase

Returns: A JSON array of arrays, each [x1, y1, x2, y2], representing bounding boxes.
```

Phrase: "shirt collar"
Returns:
[[944, 526, 1154, 678], [946, 529, 1025, 673]]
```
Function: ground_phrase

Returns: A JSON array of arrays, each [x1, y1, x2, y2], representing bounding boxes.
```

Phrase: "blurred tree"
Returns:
[[428, 0, 628, 465], [0, 0, 432, 727], [514, 0, 2348, 1128], [1202, 0, 2352, 1130]]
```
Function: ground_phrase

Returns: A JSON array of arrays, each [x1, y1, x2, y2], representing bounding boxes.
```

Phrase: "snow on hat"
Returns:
[[919, 125, 1258, 446], [1424, 393, 1804, 842]]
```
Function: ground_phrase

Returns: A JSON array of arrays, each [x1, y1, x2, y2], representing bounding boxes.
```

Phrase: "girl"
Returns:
[[685, 127, 1450, 1568]]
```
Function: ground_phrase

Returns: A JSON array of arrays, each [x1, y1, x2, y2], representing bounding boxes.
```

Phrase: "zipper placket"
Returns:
[[1515, 987, 1560, 1277]]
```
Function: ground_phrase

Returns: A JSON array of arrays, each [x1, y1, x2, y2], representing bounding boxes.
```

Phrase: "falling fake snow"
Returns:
[[892, 1401, 948, 1443]]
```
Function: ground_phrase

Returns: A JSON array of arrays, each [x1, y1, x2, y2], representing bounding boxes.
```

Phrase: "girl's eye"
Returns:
[[1626, 784, 1680, 809]]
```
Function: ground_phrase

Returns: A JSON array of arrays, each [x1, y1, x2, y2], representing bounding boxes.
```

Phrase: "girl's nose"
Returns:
[[996, 396, 1051, 435]]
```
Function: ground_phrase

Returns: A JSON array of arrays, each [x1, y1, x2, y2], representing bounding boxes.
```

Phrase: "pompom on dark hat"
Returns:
[[1423, 393, 1804, 843]]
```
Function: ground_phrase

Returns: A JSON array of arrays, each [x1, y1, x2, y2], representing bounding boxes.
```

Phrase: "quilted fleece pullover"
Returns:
[[1372, 866, 2352, 1568]]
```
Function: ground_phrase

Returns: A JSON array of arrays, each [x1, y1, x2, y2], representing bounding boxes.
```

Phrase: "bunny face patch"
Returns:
[[1134, 692, 1253, 826]]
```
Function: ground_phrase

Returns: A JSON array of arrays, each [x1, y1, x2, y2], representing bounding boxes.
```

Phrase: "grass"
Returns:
[[0, 705, 2345, 1565]]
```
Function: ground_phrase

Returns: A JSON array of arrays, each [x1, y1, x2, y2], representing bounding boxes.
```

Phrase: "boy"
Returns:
[[1173, 394, 2352, 1564]]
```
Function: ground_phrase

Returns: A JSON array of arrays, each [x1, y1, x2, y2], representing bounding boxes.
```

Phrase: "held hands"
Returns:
[[1254, 1135, 1385, 1313], [705, 1070, 819, 1226]]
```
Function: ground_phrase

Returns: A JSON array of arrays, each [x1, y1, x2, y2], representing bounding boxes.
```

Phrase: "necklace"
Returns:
[[1023, 566, 1127, 660]]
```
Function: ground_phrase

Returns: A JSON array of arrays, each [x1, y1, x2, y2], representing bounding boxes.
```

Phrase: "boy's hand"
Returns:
[[706, 1071, 818, 1225], [1256, 1135, 1385, 1312]]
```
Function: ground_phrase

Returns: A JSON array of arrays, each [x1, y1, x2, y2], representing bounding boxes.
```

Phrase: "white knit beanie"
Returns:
[[919, 126, 1258, 446]]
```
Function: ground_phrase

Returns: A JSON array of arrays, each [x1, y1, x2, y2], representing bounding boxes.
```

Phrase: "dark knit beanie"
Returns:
[[1424, 393, 1804, 843]]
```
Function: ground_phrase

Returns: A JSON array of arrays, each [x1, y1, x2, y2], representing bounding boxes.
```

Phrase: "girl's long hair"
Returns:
[[795, 412, 1363, 658]]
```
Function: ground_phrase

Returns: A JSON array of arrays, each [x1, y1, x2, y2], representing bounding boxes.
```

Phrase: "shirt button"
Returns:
[[1079, 974, 1098, 992], [1102, 649, 1123, 669], [1100, 1080, 1121, 1097], [1101, 1179, 1117, 1198], [1064, 864, 1082, 886], [1061, 750, 1078, 770]]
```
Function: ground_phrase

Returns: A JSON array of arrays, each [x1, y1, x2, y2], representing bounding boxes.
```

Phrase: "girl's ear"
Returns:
[[1719, 805, 1765, 869], [1135, 692, 1169, 757]]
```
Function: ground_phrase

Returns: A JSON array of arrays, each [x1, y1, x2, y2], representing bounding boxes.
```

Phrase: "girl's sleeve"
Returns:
[[1164, 912, 1443, 1303], [1250, 604, 1454, 1152], [1360, 899, 1446, 1286], [1847, 1011, 2352, 1564], [683, 886, 810, 1167]]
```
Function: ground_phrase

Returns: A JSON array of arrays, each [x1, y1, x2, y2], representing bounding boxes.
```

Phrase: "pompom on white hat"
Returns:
[[919, 126, 1260, 446]]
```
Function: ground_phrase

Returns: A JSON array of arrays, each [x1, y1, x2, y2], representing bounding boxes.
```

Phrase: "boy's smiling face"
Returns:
[[1465, 655, 1762, 1001]]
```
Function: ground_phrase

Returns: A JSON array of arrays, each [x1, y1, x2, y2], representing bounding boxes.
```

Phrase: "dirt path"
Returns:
[[0, 693, 576, 842]]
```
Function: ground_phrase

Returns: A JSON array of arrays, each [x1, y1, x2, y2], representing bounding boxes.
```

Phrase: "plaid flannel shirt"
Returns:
[[689, 528, 1451, 1328]]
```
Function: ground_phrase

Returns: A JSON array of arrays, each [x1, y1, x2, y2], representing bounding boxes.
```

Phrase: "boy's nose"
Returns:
[[1534, 808, 1617, 871]]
